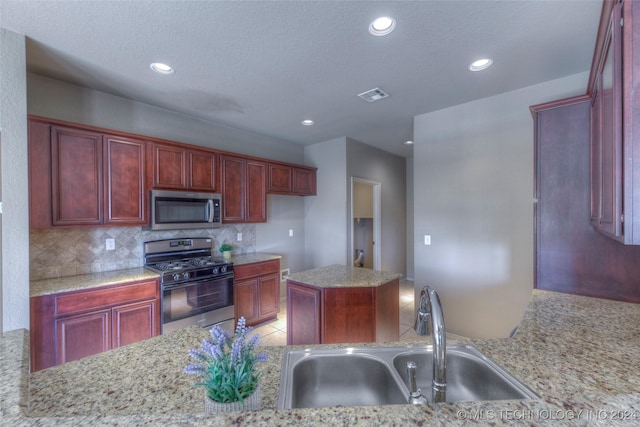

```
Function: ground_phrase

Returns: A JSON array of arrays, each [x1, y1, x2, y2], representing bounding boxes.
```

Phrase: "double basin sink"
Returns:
[[277, 344, 538, 409]]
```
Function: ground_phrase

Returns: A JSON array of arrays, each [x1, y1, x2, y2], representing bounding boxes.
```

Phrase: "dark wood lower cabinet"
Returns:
[[287, 283, 321, 345], [286, 279, 399, 345], [112, 300, 157, 348], [31, 279, 160, 372], [56, 310, 110, 365], [234, 259, 280, 327]]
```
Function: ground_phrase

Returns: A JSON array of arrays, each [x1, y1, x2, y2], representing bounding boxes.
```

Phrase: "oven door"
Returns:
[[162, 274, 234, 334]]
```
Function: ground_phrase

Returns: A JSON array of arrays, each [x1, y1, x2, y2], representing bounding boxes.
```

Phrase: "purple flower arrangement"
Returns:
[[184, 317, 268, 404]]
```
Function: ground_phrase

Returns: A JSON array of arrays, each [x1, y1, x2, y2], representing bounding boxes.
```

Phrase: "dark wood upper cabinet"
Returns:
[[149, 142, 218, 192], [104, 134, 146, 225], [189, 149, 217, 191], [590, 1, 623, 239], [588, 0, 640, 244], [29, 116, 315, 229], [29, 119, 147, 228], [268, 163, 292, 193], [268, 162, 317, 196], [292, 166, 316, 195], [246, 160, 267, 223], [51, 126, 104, 226], [220, 155, 246, 222], [221, 155, 266, 223], [149, 143, 187, 189]]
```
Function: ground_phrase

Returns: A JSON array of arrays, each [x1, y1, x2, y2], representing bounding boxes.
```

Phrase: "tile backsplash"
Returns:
[[29, 225, 256, 280]]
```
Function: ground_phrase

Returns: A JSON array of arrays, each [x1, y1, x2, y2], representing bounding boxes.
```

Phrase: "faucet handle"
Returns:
[[406, 361, 428, 404]]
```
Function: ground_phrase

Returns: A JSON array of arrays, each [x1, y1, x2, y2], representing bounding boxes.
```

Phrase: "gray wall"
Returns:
[[303, 138, 348, 269], [346, 138, 406, 276], [303, 137, 406, 276], [406, 158, 414, 281], [413, 72, 588, 339], [28, 74, 304, 164], [1, 29, 30, 332]]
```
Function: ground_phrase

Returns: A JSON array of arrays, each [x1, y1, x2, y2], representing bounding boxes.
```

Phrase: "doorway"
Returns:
[[350, 177, 381, 270]]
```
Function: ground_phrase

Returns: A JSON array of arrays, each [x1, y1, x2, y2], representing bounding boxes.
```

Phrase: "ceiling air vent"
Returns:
[[357, 87, 390, 103]]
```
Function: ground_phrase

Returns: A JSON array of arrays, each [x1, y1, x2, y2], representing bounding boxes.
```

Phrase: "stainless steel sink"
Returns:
[[392, 345, 539, 403], [277, 344, 538, 409]]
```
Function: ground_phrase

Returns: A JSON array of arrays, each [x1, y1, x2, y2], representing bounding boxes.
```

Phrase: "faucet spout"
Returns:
[[414, 286, 446, 403]]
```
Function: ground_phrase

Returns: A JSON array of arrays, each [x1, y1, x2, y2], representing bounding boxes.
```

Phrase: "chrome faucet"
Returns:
[[414, 286, 446, 403]]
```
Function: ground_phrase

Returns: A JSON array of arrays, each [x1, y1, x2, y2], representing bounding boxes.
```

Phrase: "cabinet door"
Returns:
[[235, 278, 258, 323], [104, 135, 146, 224], [590, 77, 602, 225], [152, 143, 187, 189], [221, 155, 246, 222], [56, 310, 110, 365], [257, 273, 280, 317], [189, 150, 217, 191], [287, 282, 321, 345], [292, 167, 316, 195], [268, 163, 292, 193], [51, 126, 103, 225], [29, 120, 53, 229], [591, 3, 624, 239], [246, 160, 267, 223], [112, 300, 156, 348]]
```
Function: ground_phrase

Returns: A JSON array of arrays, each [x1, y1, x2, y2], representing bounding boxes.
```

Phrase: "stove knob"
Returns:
[[183, 272, 190, 280], [212, 267, 219, 275], [220, 265, 227, 273], [172, 273, 180, 282]]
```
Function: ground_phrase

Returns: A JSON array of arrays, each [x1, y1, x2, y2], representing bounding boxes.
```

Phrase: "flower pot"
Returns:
[[222, 250, 231, 259], [204, 385, 261, 413]]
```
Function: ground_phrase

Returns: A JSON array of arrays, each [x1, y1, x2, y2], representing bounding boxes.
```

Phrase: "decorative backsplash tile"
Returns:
[[29, 225, 256, 280]]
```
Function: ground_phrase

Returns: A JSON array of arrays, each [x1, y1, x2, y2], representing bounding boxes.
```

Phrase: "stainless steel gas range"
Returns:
[[144, 238, 234, 335]]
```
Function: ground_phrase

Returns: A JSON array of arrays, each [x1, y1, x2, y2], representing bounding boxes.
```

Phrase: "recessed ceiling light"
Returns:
[[469, 58, 493, 71], [301, 119, 314, 126], [150, 62, 175, 75], [369, 16, 396, 36], [404, 140, 414, 145]]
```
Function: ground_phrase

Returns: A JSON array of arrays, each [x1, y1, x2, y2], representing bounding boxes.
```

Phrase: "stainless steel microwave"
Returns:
[[148, 189, 222, 230]]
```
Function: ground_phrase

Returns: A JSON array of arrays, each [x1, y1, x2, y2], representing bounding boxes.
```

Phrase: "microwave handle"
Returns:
[[207, 199, 214, 223]]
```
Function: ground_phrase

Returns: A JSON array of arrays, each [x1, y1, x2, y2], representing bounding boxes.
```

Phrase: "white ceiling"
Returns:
[[1, 0, 602, 158]]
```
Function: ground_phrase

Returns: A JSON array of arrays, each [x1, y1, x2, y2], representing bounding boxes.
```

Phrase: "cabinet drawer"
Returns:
[[55, 280, 158, 316], [234, 259, 279, 280]]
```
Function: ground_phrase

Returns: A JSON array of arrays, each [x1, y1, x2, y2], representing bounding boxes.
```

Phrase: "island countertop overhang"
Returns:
[[286, 264, 403, 288]]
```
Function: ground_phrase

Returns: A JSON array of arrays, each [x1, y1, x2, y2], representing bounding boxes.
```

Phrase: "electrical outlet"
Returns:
[[289, 229, 294, 237], [237, 233, 242, 241], [281, 268, 290, 281], [106, 238, 115, 251]]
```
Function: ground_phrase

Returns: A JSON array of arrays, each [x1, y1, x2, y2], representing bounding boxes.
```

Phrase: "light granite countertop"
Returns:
[[29, 267, 160, 297], [3, 290, 640, 425], [286, 264, 403, 288], [29, 253, 282, 298], [231, 253, 282, 266]]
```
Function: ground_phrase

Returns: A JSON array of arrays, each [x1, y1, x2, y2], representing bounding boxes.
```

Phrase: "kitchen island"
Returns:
[[3, 290, 640, 425], [286, 265, 403, 345]]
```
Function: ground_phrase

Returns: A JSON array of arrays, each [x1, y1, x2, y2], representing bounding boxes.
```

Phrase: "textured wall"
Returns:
[[346, 138, 406, 277], [1, 29, 30, 331], [304, 138, 348, 269], [413, 72, 587, 339]]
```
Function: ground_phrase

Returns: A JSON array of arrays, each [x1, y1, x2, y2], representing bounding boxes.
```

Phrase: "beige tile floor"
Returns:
[[253, 280, 423, 346]]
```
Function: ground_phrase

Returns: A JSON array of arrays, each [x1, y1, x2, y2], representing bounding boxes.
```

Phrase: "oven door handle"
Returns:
[[162, 274, 234, 291]]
